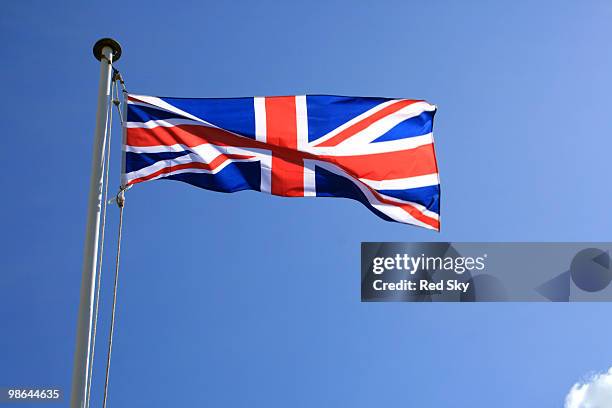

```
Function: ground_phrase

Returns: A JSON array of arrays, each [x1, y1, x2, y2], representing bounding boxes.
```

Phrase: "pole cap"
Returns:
[[93, 38, 122, 61]]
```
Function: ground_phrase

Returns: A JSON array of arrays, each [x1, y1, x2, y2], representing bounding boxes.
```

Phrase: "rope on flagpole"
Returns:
[[102, 185, 127, 408], [101, 68, 129, 408]]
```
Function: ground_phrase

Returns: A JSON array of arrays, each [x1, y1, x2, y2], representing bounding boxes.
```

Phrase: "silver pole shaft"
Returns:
[[70, 42, 116, 408]]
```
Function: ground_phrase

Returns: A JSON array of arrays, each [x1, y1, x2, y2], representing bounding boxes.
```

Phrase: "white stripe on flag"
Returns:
[[359, 173, 440, 190], [254, 97, 271, 193], [254, 97, 267, 142], [295, 95, 309, 149], [303, 159, 317, 197]]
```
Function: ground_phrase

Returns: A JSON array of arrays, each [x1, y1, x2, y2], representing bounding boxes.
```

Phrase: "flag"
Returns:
[[122, 94, 440, 230]]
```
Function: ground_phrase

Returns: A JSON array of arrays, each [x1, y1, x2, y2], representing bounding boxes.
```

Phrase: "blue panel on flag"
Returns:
[[164, 161, 262, 193], [127, 104, 184, 123], [306, 95, 383, 143], [314, 165, 394, 222], [160, 97, 256, 140], [379, 185, 440, 214]]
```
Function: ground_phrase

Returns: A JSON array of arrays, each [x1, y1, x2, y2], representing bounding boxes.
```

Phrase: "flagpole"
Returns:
[[71, 38, 122, 408]]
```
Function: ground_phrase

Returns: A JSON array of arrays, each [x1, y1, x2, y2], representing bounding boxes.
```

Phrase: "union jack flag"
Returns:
[[122, 94, 440, 230]]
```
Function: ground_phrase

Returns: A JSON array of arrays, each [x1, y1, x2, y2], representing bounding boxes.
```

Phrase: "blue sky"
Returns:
[[2, 0, 612, 406]]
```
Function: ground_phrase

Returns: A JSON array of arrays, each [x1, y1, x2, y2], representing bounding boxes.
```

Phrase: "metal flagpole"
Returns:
[[71, 38, 122, 408]]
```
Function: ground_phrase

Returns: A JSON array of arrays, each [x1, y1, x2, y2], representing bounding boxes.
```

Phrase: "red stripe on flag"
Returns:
[[265, 96, 304, 197], [126, 125, 264, 149], [321, 144, 438, 181], [314, 99, 421, 147]]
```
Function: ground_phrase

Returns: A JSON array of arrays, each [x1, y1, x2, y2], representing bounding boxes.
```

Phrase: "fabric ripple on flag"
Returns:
[[122, 94, 441, 230]]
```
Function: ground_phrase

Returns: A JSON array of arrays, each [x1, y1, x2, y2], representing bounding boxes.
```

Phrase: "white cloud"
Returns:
[[565, 367, 612, 408]]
